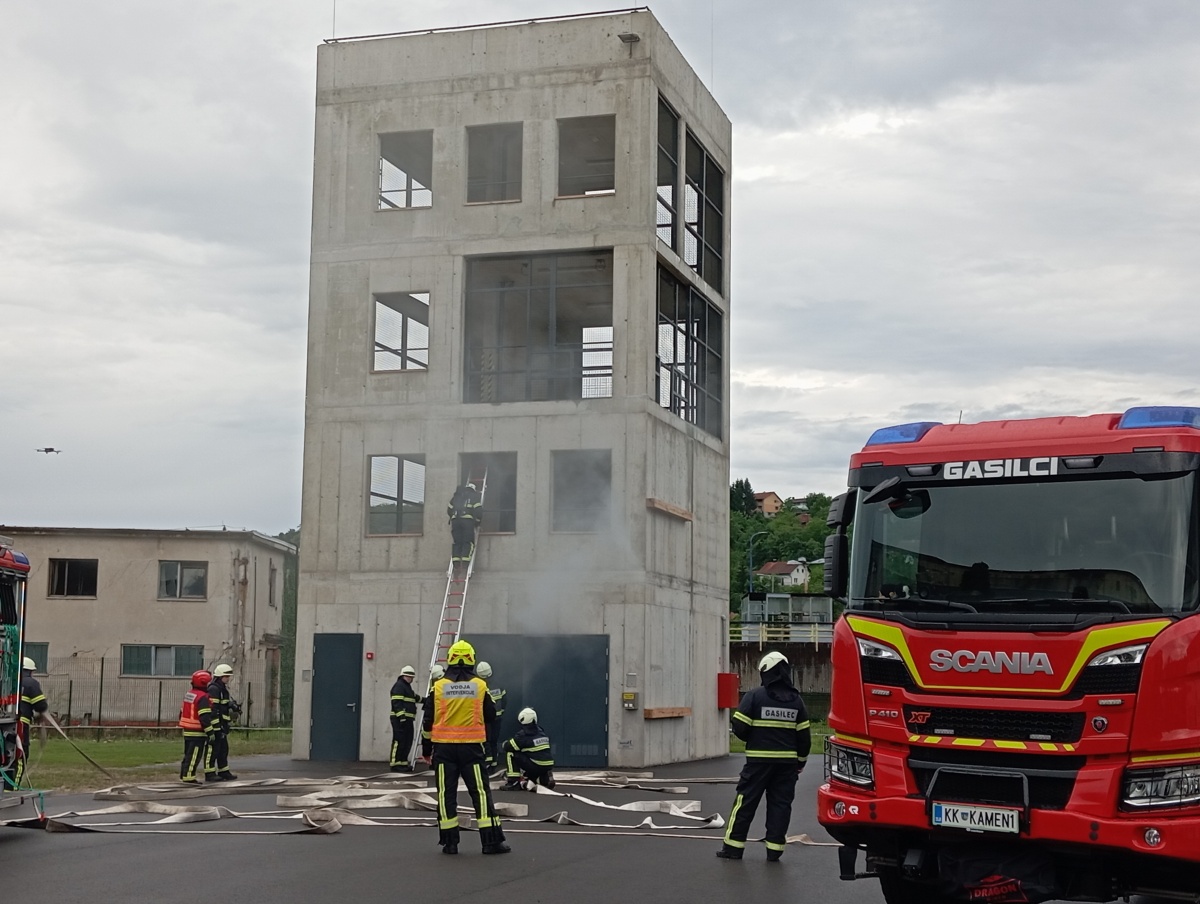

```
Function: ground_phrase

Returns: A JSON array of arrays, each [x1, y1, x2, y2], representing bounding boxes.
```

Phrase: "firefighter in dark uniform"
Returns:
[[501, 707, 556, 790], [475, 661, 505, 767], [422, 640, 510, 855], [14, 657, 48, 788], [179, 669, 217, 783], [447, 483, 482, 569], [389, 665, 419, 772], [204, 663, 238, 781], [419, 664, 444, 764], [717, 651, 811, 862]]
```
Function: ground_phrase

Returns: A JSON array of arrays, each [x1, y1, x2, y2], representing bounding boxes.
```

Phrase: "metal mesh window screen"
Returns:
[[657, 97, 679, 249], [655, 266, 723, 438], [682, 130, 724, 291], [464, 252, 613, 403], [368, 454, 426, 535]]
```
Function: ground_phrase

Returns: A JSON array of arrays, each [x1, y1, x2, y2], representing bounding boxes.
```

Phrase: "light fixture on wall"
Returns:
[[617, 33, 640, 44]]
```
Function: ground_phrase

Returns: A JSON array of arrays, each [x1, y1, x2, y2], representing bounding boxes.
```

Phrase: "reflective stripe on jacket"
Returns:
[[179, 689, 214, 735], [19, 675, 47, 726], [430, 677, 488, 743], [390, 678, 419, 721], [504, 724, 554, 767], [730, 683, 811, 763]]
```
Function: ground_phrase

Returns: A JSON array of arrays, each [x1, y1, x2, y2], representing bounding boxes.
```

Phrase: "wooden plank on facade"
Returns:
[[645, 498, 693, 522], [643, 706, 691, 719]]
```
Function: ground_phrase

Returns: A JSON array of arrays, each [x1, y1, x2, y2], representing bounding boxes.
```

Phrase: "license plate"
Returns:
[[931, 802, 1020, 834]]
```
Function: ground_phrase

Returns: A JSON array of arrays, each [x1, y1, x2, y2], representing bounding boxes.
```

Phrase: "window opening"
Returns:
[[683, 130, 725, 290], [656, 266, 723, 438], [23, 642, 48, 673], [552, 450, 612, 532], [374, 292, 430, 371], [656, 98, 679, 248], [460, 453, 518, 533], [379, 130, 433, 210], [368, 454, 426, 535], [464, 251, 613, 403], [159, 561, 208, 599], [121, 644, 204, 677], [558, 115, 616, 196], [467, 123, 523, 203], [49, 558, 98, 597]]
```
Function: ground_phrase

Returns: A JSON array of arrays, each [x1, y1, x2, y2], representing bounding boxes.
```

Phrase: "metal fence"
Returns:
[[35, 657, 284, 727], [729, 622, 835, 646]]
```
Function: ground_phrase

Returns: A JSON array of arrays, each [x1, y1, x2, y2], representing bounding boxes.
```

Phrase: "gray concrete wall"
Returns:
[[296, 11, 731, 767]]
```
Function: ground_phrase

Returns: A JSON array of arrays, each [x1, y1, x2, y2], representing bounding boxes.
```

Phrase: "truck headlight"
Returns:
[[1122, 765, 1200, 809], [1088, 644, 1147, 667], [826, 739, 874, 789], [858, 638, 902, 660]]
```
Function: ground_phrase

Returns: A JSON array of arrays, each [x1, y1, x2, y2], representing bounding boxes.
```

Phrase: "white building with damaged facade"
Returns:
[[294, 9, 732, 768]]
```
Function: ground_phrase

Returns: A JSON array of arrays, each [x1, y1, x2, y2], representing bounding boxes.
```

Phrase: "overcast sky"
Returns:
[[3, 1, 1198, 534]]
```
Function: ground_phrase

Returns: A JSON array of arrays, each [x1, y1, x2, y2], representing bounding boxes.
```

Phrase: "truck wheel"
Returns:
[[878, 867, 952, 904]]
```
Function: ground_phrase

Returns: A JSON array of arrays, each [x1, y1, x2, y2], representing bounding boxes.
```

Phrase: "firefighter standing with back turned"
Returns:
[[14, 657, 47, 788], [422, 639, 510, 855], [205, 663, 238, 781], [179, 669, 217, 783], [716, 651, 811, 862], [389, 665, 419, 772]]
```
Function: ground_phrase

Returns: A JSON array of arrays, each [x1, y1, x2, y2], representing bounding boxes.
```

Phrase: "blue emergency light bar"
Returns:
[[1117, 406, 1200, 430], [864, 421, 942, 446]]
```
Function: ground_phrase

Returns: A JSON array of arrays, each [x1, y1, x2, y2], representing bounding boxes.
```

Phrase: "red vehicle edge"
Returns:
[[817, 407, 1200, 903]]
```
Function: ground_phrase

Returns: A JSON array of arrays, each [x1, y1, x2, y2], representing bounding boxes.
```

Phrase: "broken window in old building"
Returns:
[[656, 266, 723, 438], [48, 558, 98, 597], [460, 452, 518, 533], [467, 123, 523, 203], [378, 130, 433, 210], [464, 251, 613, 403], [656, 97, 679, 248], [373, 291, 430, 372], [683, 130, 724, 290], [367, 454, 426, 535], [158, 561, 208, 599], [552, 449, 612, 532], [558, 115, 616, 196]]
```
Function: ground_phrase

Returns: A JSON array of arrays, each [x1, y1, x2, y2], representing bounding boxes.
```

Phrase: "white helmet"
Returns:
[[213, 663, 234, 678], [518, 707, 537, 725], [759, 651, 788, 672], [21, 657, 36, 671], [430, 665, 445, 681], [400, 665, 416, 677], [476, 661, 493, 679]]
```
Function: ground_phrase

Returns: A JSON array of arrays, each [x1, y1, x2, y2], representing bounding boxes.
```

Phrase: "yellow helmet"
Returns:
[[446, 639, 476, 666]]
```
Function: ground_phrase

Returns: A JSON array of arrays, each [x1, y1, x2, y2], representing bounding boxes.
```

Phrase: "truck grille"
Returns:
[[903, 706, 1085, 743], [1069, 663, 1142, 696], [908, 748, 1084, 810], [861, 658, 916, 689]]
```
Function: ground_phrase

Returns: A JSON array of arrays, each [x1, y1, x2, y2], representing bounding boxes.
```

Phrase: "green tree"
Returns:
[[730, 478, 756, 516]]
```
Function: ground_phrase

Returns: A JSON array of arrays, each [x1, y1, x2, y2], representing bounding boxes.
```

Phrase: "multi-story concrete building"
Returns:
[[295, 9, 731, 767], [2, 526, 291, 726]]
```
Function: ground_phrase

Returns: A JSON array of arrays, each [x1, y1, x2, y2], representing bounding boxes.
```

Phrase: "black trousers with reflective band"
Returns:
[[723, 759, 798, 851], [181, 735, 209, 780], [390, 719, 414, 767], [205, 732, 230, 774], [450, 519, 476, 562], [434, 742, 505, 846]]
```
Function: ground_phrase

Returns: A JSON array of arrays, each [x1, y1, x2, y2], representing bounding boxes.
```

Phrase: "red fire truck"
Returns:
[[818, 407, 1200, 903], [0, 537, 30, 799]]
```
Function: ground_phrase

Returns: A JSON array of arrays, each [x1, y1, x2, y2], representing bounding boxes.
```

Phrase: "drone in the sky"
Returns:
[[35, 448, 61, 454]]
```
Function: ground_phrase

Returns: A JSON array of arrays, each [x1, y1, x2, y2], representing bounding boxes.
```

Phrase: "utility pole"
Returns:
[[747, 531, 768, 597]]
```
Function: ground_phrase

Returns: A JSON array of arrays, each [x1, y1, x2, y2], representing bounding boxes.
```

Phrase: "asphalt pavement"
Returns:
[[3, 753, 879, 904]]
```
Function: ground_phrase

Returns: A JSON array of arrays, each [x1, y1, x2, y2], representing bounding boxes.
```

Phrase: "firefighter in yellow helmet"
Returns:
[[421, 639, 509, 855]]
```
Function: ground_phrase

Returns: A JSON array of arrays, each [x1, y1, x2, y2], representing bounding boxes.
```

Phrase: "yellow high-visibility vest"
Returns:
[[431, 677, 487, 743]]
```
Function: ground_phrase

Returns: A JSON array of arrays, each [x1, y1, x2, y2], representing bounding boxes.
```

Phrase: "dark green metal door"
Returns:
[[471, 634, 608, 768], [310, 633, 362, 761]]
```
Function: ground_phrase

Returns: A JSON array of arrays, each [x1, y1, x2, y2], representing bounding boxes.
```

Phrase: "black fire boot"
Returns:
[[440, 827, 460, 854], [766, 849, 783, 862], [715, 844, 743, 860], [480, 826, 511, 855]]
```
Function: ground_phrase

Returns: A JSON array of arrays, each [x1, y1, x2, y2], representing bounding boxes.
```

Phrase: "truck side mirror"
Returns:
[[824, 532, 848, 598], [826, 491, 856, 528]]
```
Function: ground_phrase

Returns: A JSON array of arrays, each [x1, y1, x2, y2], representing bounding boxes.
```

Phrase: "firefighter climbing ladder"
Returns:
[[426, 467, 488, 680]]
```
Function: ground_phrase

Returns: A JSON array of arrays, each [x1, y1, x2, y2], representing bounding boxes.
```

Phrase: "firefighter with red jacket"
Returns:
[[179, 670, 217, 783], [421, 640, 509, 855], [716, 651, 811, 862]]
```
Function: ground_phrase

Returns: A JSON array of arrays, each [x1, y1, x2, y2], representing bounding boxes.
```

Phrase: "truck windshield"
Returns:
[[848, 472, 1200, 615]]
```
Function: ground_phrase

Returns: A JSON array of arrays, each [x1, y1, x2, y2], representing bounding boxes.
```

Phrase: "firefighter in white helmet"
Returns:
[[501, 707, 556, 791], [205, 663, 238, 781], [716, 651, 811, 862], [14, 657, 47, 788], [388, 665, 419, 772], [475, 661, 505, 768], [419, 664, 445, 764]]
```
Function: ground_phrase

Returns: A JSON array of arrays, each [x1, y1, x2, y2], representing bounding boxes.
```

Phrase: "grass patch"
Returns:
[[19, 730, 292, 793], [729, 721, 831, 755]]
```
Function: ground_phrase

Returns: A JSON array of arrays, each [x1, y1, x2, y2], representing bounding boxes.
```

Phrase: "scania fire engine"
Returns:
[[0, 536, 29, 797], [818, 407, 1200, 903]]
